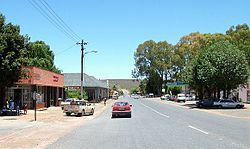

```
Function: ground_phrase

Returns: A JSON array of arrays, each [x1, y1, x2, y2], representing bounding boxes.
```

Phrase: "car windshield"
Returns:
[[65, 99, 73, 102], [178, 94, 185, 97]]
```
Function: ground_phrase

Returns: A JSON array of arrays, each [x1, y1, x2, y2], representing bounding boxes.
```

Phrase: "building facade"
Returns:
[[64, 73, 109, 102], [6, 66, 64, 109], [239, 79, 250, 103]]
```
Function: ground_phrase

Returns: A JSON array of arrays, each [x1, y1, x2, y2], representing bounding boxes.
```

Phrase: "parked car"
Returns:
[[213, 99, 244, 108], [133, 94, 140, 99], [148, 93, 154, 98], [63, 100, 95, 116], [185, 94, 193, 101], [160, 94, 170, 100], [176, 93, 186, 102], [61, 98, 76, 110], [112, 100, 132, 118], [169, 95, 177, 101], [196, 98, 219, 108], [196, 99, 214, 108]]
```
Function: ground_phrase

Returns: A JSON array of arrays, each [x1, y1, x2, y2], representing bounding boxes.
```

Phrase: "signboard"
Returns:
[[53, 76, 59, 82], [167, 82, 189, 86], [33, 92, 42, 102]]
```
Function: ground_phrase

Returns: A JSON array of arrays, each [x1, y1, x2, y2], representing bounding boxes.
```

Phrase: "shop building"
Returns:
[[64, 73, 109, 102], [6, 66, 64, 109]]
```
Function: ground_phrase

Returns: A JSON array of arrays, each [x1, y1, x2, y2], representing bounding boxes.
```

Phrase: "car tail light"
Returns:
[[112, 106, 118, 111], [125, 106, 131, 111]]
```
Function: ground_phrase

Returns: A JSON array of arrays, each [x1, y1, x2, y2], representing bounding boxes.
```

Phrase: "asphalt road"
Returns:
[[48, 96, 250, 149]]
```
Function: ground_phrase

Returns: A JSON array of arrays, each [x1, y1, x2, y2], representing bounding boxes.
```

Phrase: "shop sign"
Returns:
[[53, 76, 59, 82]]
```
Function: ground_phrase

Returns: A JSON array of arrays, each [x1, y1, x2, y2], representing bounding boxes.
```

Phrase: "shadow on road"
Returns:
[[181, 103, 247, 110], [111, 116, 132, 119]]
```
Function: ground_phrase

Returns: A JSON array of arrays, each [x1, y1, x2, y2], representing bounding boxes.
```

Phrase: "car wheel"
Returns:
[[66, 112, 71, 116], [77, 113, 82, 117], [90, 109, 94, 115], [82, 109, 85, 116], [218, 105, 223, 109], [236, 105, 241, 109]]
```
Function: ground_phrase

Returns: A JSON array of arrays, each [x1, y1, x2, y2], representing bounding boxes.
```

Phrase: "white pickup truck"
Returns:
[[63, 100, 95, 116]]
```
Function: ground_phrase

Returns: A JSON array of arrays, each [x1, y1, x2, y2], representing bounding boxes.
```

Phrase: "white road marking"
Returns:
[[139, 102, 170, 118], [188, 125, 209, 135]]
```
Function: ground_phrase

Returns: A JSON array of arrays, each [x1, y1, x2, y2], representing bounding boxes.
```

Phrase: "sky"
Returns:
[[0, 0, 250, 79]]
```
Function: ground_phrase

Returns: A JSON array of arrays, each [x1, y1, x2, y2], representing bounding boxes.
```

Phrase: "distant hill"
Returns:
[[101, 79, 140, 91]]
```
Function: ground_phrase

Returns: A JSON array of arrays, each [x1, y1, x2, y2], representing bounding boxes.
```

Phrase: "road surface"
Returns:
[[48, 96, 250, 149]]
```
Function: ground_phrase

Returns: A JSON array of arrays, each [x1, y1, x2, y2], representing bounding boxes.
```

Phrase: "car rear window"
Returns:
[[65, 99, 72, 102], [114, 102, 128, 106]]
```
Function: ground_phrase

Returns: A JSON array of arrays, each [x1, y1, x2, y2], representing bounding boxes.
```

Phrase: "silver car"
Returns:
[[213, 99, 244, 108]]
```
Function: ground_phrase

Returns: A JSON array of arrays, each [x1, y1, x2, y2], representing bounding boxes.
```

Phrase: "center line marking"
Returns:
[[139, 102, 170, 118], [188, 125, 209, 135]]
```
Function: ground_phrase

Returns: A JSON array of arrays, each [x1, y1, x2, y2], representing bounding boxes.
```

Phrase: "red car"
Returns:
[[112, 100, 132, 118]]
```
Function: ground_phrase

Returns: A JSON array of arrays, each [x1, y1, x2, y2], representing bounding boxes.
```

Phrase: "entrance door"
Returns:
[[14, 89, 22, 108]]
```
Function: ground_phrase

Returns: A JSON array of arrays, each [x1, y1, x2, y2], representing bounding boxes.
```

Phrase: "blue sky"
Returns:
[[0, 0, 249, 79]]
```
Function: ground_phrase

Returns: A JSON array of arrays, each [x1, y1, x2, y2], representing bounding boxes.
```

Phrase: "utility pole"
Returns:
[[77, 40, 87, 100]]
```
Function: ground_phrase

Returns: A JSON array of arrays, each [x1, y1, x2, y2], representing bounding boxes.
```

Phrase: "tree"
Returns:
[[112, 85, 118, 91], [187, 40, 248, 99], [176, 32, 229, 82], [130, 87, 140, 94], [66, 90, 88, 100], [0, 14, 27, 108], [167, 86, 182, 95], [226, 24, 250, 66], [26, 41, 61, 73], [133, 40, 173, 95]]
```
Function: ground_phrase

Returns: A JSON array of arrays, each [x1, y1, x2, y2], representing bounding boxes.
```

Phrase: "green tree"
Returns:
[[138, 79, 147, 95], [176, 33, 229, 82], [187, 40, 248, 98], [0, 14, 27, 108], [133, 40, 173, 95], [112, 85, 118, 91], [167, 86, 182, 95], [66, 90, 88, 100], [130, 87, 140, 94], [226, 24, 250, 66], [26, 40, 61, 73]]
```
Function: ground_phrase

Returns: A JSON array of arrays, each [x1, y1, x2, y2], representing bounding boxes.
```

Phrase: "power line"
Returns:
[[27, 0, 79, 42], [55, 44, 77, 56], [39, 0, 81, 40], [31, 0, 79, 42]]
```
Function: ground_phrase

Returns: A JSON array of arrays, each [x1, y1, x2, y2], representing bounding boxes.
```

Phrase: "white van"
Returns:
[[177, 94, 186, 102]]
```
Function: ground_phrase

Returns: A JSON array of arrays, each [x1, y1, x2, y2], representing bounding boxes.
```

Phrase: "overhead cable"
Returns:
[[27, 0, 79, 42], [39, 0, 81, 40], [55, 44, 77, 56]]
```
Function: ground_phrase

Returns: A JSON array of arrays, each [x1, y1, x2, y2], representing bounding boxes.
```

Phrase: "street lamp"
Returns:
[[82, 50, 97, 99]]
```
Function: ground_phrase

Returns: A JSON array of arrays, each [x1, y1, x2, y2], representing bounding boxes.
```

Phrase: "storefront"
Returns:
[[6, 66, 64, 109]]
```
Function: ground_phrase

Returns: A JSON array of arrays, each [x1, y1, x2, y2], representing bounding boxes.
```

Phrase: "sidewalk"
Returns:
[[149, 97, 250, 120], [0, 99, 114, 149]]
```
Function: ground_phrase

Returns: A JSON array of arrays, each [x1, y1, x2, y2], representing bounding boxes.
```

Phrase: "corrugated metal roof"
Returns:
[[63, 73, 108, 89]]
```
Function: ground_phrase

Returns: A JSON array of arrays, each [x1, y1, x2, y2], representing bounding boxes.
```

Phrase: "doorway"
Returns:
[[14, 89, 22, 108]]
